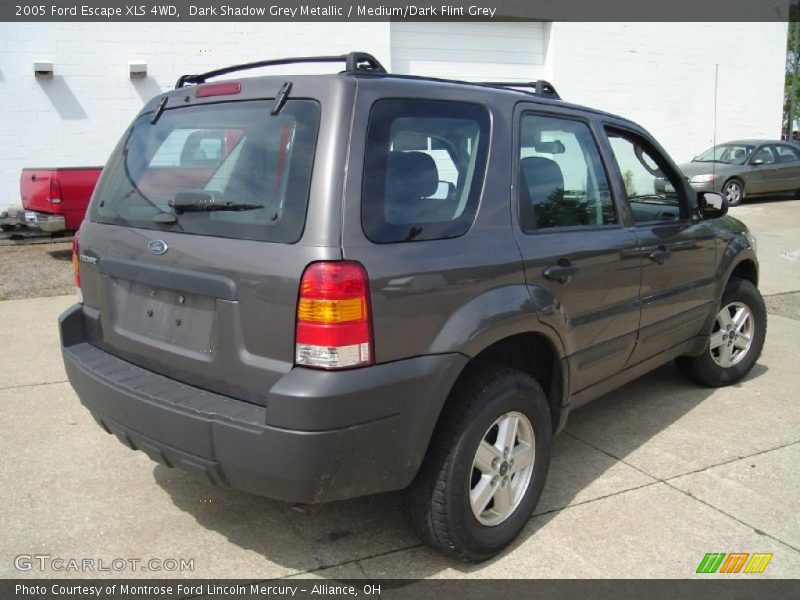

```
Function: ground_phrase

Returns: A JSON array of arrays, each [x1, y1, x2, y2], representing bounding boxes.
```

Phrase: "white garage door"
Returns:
[[390, 22, 548, 82]]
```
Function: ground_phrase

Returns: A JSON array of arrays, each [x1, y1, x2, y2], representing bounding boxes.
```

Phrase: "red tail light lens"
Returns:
[[49, 177, 62, 204], [71, 232, 81, 291], [295, 261, 373, 369]]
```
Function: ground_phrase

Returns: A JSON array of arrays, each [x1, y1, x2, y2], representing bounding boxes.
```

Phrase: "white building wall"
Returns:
[[0, 22, 391, 210], [390, 21, 548, 81], [0, 21, 788, 211], [546, 22, 788, 163]]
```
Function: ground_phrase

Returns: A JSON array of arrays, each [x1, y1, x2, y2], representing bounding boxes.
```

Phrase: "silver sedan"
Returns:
[[678, 139, 800, 206]]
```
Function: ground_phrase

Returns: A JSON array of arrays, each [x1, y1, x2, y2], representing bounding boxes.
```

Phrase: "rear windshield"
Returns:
[[90, 99, 320, 243]]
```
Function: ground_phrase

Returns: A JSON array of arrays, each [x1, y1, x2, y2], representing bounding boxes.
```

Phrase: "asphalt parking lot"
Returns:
[[1, 199, 799, 579]]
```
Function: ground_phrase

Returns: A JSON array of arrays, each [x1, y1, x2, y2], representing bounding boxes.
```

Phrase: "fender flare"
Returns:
[[428, 284, 567, 359]]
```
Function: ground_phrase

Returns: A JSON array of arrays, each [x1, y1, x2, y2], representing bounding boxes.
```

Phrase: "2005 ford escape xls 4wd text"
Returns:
[[60, 52, 766, 561]]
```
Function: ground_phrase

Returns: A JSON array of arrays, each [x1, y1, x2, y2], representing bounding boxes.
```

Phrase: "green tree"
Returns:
[[622, 169, 637, 197], [785, 3, 800, 136]]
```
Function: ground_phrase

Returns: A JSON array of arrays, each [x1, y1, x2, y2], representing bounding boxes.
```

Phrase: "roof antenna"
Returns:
[[712, 63, 718, 183], [271, 82, 293, 115]]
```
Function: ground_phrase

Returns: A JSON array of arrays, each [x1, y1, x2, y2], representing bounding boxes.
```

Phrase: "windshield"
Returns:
[[90, 99, 320, 243], [693, 143, 755, 165]]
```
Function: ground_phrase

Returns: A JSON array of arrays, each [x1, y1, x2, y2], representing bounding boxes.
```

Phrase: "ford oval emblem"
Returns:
[[148, 239, 168, 255]]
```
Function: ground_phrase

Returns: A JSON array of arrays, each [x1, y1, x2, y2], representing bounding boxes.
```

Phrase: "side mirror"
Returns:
[[699, 191, 728, 219], [751, 158, 765, 166]]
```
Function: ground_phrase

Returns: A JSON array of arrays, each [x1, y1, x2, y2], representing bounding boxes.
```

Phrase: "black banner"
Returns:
[[4, 580, 800, 600], [2, 0, 795, 22]]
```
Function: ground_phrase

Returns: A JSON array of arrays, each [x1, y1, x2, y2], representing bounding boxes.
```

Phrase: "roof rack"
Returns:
[[478, 80, 561, 100], [175, 51, 386, 88]]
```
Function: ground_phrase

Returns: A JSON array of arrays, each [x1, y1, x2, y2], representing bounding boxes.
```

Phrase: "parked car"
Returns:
[[678, 139, 800, 206], [18, 166, 102, 232], [59, 52, 765, 561]]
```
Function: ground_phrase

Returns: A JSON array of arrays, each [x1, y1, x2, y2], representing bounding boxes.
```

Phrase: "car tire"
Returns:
[[723, 178, 745, 206], [676, 278, 766, 387], [405, 366, 552, 561]]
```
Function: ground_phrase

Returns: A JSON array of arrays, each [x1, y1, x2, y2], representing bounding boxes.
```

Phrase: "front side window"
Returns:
[[751, 146, 776, 165], [518, 114, 615, 231], [90, 99, 320, 243], [606, 129, 685, 223], [362, 99, 490, 243]]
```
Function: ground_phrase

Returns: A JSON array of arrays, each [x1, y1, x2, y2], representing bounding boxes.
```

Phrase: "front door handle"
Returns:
[[543, 260, 578, 284], [648, 245, 670, 265]]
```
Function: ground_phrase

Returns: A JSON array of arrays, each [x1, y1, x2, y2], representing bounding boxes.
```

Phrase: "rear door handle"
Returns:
[[543, 260, 578, 284], [648, 245, 670, 265]]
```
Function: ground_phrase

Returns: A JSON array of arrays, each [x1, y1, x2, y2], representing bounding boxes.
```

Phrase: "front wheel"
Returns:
[[676, 278, 766, 387], [405, 366, 552, 561], [723, 179, 745, 206]]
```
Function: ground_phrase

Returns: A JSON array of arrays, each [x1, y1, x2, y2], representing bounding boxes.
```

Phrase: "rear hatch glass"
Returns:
[[90, 99, 320, 243]]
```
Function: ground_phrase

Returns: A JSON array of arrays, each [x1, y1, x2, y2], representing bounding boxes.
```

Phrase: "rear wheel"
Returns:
[[405, 366, 551, 561], [723, 179, 745, 206], [676, 278, 766, 387]]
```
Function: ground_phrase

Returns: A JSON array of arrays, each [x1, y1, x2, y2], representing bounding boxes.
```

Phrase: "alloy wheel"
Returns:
[[469, 411, 535, 526], [724, 181, 742, 205], [709, 301, 755, 368]]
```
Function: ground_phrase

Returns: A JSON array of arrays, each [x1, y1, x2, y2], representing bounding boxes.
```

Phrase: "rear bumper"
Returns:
[[19, 210, 66, 232], [59, 304, 467, 503]]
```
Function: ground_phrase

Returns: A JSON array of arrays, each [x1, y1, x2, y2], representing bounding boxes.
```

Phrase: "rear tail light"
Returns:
[[72, 233, 81, 292], [49, 177, 62, 204], [295, 261, 373, 369]]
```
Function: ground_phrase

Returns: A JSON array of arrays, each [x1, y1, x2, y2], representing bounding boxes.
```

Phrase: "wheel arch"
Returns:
[[436, 329, 568, 440], [728, 257, 758, 287]]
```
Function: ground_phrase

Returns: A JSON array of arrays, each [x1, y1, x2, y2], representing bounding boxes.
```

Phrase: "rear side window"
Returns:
[[774, 144, 800, 163], [362, 99, 489, 243], [518, 114, 615, 231], [90, 99, 320, 243]]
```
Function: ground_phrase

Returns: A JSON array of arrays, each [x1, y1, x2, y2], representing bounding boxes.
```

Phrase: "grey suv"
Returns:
[[60, 52, 766, 561]]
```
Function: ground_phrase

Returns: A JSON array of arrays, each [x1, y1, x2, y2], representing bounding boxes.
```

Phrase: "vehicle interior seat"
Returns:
[[384, 151, 452, 223]]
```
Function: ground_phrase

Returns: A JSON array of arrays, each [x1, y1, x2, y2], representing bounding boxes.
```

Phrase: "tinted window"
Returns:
[[90, 100, 320, 244], [518, 114, 615, 231], [362, 99, 489, 243], [751, 146, 776, 164], [774, 144, 800, 162], [607, 129, 684, 223]]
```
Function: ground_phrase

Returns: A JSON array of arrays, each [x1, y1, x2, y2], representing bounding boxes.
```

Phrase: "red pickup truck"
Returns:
[[17, 167, 102, 232]]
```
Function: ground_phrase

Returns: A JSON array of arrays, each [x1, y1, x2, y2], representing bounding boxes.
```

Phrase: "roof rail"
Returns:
[[175, 51, 386, 88], [479, 80, 561, 100]]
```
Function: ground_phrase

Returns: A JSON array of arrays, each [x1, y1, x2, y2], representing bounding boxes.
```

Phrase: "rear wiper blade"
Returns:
[[176, 201, 264, 213], [170, 191, 264, 214]]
